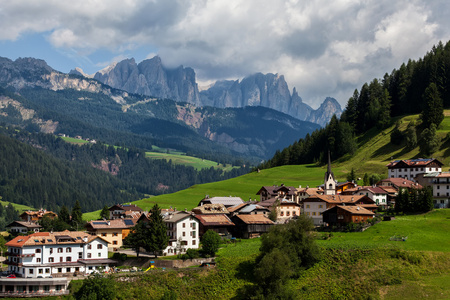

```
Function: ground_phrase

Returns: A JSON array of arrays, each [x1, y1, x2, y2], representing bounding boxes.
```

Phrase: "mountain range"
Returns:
[[0, 56, 320, 161], [70, 56, 342, 126]]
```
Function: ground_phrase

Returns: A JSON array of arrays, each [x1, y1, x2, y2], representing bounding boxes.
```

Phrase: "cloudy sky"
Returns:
[[1, 0, 449, 108]]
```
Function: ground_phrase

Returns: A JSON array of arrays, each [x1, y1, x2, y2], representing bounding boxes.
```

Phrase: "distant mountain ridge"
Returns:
[[0, 56, 320, 160], [75, 57, 342, 126]]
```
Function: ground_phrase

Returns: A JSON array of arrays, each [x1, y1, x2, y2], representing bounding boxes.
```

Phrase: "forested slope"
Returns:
[[261, 40, 450, 169]]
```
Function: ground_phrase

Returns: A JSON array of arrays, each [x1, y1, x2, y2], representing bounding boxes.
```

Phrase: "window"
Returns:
[[182, 223, 186, 228], [66, 257, 71, 262], [39, 269, 43, 274], [87, 253, 92, 258], [58, 248, 63, 253], [87, 245, 92, 250], [312, 212, 316, 216], [318, 205, 323, 209], [36, 258, 41, 263], [190, 223, 196, 229], [50, 248, 53, 254], [79, 252, 83, 259], [190, 231, 196, 238], [98, 253, 101, 257], [66, 268, 71, 273], [113, 240, 118, 245], [112, 232, 118, 237], [306, 205, 310, 208], [338, 215, 344, 219], [49, 257, 54, 263], [45, 268, 50, 274], [35, 249, 41, 253], [101, 233, 107, 237], [437, 185, 440, 189], [29, 269, 33, 274], [286, 211, 290, 216], [60, 257, 63, 262], [280, 212, 284, 216], [182, 232, 186, 237], [58, 268, 62, 273], [66, 247, 71, 253], [97, 244, 103, 249]]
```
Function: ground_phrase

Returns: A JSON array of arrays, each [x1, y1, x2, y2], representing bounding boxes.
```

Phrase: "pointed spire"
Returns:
[[327, 150, 332, 174]]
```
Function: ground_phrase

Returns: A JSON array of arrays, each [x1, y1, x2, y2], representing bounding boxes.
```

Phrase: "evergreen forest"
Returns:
[[261, 40, 450, 168], [0, 126, 250, 214]]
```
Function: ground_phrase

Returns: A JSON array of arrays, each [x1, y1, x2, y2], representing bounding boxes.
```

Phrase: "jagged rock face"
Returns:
[[307, 97, 342, 127], [93, 56, 200, 106]]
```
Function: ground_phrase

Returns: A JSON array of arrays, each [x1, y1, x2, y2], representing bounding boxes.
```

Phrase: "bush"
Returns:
[[111, 252, 127, 261], [200, 230, 221, 257]]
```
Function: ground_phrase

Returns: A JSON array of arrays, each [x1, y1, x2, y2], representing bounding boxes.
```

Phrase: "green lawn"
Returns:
[[317, 209, 450, 252]]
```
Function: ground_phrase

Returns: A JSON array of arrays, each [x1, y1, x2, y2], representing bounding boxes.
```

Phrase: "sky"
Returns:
[[1, 0, 450, 108]]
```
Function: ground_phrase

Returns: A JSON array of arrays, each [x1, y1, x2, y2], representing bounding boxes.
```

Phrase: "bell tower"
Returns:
[[324, 151, 336, 195]]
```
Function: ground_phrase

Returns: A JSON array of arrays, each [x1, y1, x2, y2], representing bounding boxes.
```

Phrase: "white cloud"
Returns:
[[0, 0, 449, 107]]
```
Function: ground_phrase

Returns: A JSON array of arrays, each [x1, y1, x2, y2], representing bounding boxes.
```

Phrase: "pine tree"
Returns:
[[99, 205, 110, 220], [421, 82, 444, 128], [147, 204, 169, 257], [71, 200, 83, 229], [59, 205, 71, 224]]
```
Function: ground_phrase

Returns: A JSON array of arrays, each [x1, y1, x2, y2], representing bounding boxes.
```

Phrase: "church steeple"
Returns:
[[324, 150, 336, 195]]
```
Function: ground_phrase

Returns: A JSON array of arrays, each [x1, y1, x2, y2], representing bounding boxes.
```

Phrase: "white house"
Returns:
[[163, 211, 200, 256], [417, 172, 450, 208], [5, 230, 115, 278], [386, 158, 443, 181], [354, 186, 388, 208]]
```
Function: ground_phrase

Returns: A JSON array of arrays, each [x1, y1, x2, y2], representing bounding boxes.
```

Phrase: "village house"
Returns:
[[192, 203, 229, 215], [386, 158, 443, 180], [301, 194, 375, 226], [6, 221, 42, 234], [5, 230, 114, 279], [322, 205, 375, 227], [85, 218, 137, 251], [19, 209, 58, 223], [256, 184, 298, 202], [336, 181, 358, 194], [227, 202, 270, 217], [231, 214, 274, 239], [163, 211, 199, 256], [354, 186, 389, 208], [416, 172, 450, 208], [258, 198, 301, 222], [296, 186, 323, 204], [193, 214, 235, 238], [108, 204, 143, 219]]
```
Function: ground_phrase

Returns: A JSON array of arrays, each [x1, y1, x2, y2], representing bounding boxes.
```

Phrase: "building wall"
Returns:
[[278, 204, 300, 219], [355, 191, 387, 206], [303, 201, 327, 225], [90, 228, 123, 249], [7, 239, 109, 278], [388, 166, 441, 180], [164, 217, 199, 256]]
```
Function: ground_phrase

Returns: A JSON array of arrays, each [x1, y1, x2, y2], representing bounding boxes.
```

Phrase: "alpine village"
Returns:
[[1, 36, 450, 300]]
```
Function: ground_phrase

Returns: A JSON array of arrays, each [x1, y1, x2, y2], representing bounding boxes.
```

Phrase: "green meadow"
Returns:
[[60, 136, 90, 145], [145, 151, 235, 171]]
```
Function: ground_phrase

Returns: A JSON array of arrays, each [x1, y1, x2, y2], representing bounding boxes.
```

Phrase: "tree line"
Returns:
[[260, 40, 450, 169]]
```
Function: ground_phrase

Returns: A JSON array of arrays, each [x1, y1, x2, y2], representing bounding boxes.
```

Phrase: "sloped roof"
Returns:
[[303, 194, 374, 204], [164, 211, 194, 223], [386, 158, 443, 168], [199, 196, 244, 207], [235, 214, 274, 225], [259, 198, 300, 208], [192, 203, 229, 214], [6, 230, 106, 248], [6, 221, 42, 229], [86, 218, 136, 230], [357, 186, 389, 194], [194, 214, 235, 226], [109, 204, 143, 212], [378, 178, 422, 189], [337, 205, 375, 215]]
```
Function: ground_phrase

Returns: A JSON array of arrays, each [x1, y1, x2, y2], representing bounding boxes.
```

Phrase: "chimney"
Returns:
[[107, 221, 110, 226]]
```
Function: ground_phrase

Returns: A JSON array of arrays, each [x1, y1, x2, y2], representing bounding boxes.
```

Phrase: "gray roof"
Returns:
[[239, 204, 268, 214], [202, 197, 244, 206]]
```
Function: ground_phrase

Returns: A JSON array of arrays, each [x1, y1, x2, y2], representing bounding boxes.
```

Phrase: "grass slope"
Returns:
[[83, 111, 450, 218], [73, 210, 450, 299]]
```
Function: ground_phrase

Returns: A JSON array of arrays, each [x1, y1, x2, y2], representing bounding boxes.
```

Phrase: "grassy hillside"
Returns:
[[83, 111, 450, 219], [74, 210, 450, 299]]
